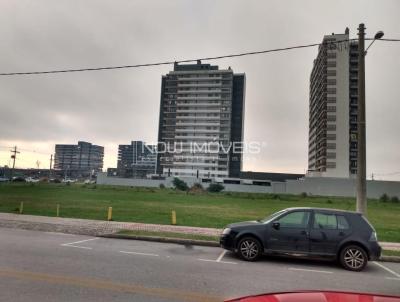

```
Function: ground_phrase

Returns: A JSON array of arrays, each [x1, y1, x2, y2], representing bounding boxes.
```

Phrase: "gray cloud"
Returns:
[[0, 0, 399, 179]]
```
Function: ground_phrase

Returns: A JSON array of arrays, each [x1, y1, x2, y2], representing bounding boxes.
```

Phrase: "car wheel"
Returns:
[[238, 237, 262, 261], [340, 245, 368, 271]]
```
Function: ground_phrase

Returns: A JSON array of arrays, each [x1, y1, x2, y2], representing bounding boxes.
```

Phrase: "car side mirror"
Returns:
[[272, 221, 280, 230]]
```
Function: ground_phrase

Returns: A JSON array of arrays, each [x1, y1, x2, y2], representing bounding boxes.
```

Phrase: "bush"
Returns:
[[390, 196, 399, 203], [189, 183, 205, 194], [207, 183, 225, 193], [159, 183, 165, 189], [300, 192, 308, 198], [172, 178, 188, 191], [380, 193, 389, 203]]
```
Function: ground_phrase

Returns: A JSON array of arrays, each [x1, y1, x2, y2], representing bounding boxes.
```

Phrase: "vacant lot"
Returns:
[[0, 183, 399, 242]]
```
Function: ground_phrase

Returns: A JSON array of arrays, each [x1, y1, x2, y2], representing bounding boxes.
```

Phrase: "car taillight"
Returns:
[[369, 231, 378, 242]]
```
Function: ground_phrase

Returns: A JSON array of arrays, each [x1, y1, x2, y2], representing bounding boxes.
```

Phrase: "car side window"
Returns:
[[313, 213, 337, 229], [337, 215, 350, 230], [277, 211, 310, 228]]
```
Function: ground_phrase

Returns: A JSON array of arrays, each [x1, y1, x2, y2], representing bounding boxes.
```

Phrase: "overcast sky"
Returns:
[[0, 0, 399, 180]]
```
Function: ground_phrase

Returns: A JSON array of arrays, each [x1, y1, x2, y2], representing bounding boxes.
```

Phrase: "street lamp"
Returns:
[[365, 31, 385, 55], [356, 24, 384, 216]]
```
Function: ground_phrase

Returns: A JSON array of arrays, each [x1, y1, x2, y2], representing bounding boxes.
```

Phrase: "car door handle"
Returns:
[[301, 230, 309, 236]]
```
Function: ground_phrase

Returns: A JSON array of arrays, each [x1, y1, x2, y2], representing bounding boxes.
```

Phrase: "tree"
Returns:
[[379, 193, 389, 203], [207, 183, 225, 193], [172, 178, 188, 191]]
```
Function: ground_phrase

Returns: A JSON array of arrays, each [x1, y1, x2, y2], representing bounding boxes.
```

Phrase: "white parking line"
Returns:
[[288, 267, 333, 274], [62, 245, 93, 250], [374, 261, 400, 279], [119, 251, 159, 257], [216, 250, 227, 262], [198, 258, 237, 265], [61, 238, 99, 246], [61, 238, 99, 249], [45, 232, 75, 236]]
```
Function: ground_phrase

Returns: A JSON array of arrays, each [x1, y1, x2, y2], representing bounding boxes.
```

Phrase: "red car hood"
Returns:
[[226, 291, 400, 302]]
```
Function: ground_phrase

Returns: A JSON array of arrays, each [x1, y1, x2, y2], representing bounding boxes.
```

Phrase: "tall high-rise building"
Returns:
[[54, 141, 104, 177], [157, 61, 245, 178], [117, 141, 156, 178], [308, 28, 359, 178]]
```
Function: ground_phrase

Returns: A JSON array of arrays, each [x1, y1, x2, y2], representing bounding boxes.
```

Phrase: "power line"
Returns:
[[1, 38, 398, 76]]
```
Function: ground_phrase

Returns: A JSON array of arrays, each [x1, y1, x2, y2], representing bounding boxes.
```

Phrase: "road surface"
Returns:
[[0, 227, 399, 301]]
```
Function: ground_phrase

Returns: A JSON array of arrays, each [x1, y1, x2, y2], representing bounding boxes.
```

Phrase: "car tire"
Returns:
[[237, 237, 262, 261], [339, 245, 368, 271]]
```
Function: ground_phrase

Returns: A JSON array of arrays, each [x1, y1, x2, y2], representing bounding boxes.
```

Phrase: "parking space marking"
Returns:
[[45, 232, 76, 236], [120, 251, 159, 257], [61, 238, 99, 250], [62, 245, 93, 250], [288, 267, 333, 274], [198, 258, 237, 265], [374, 262, 400, 279], [216, 250, 227, 262]]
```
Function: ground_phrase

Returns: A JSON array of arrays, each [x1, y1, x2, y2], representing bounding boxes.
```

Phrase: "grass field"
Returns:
[[0, 183, 399, 242]]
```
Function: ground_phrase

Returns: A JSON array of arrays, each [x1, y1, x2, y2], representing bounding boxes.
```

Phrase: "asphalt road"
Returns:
[[0, 227, 399, 302]]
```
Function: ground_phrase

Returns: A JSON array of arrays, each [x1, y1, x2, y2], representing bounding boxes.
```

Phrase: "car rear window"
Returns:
[[313, 213, 350, 230], [337, 215, 350, 230], [313, 213, 337, 229]]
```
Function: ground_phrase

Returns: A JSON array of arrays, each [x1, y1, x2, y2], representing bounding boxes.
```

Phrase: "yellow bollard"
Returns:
[[19, 202, 24, 214], [56, 204, 60, 217], [171, 210, 176, 225], [107, 207, 113, 221]]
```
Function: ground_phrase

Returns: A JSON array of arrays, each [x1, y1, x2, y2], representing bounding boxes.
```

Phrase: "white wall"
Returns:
[[97, 173, 400, 199]]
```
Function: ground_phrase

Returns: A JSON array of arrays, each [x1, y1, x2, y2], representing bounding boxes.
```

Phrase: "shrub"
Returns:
[[189, 183, 205, 194], [390, 196, 399, 203], [207, 183, 225, 193], [379, 193, 389, 203], [172, 178, 188, 191], [159, 183, 166, 189], [300, 192, 308, 198]]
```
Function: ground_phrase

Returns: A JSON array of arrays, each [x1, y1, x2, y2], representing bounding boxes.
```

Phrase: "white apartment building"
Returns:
[[157, 61, 245, 178], [308, 28, 359, 178]]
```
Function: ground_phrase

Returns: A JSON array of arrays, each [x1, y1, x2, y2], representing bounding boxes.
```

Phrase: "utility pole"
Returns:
[[356, 23, 367, 215], [10, 146, 20, 180], [49, 154, 53, 179]]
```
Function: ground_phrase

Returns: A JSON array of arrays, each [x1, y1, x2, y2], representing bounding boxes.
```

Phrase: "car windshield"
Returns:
[[258, 209, 287, 223]]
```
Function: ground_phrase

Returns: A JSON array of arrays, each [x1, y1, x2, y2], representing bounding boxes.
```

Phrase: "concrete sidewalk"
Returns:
[[0, 212, 398, 251], [0, 212, 221, 237]]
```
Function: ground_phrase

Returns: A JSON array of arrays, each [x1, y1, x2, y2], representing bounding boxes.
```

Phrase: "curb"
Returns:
[[379, 255, 400, 263], [100, 234, 220, 247]]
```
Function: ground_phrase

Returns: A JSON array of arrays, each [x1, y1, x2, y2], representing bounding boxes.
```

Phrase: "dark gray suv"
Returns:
[[220, 207, 381, 271]]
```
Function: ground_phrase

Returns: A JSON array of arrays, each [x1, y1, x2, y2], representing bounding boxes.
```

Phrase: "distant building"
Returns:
[[54, 141, 104, 178], [157, 61, 245, 178], [117, 141, 156, 178], [308, 28, 359, 178]]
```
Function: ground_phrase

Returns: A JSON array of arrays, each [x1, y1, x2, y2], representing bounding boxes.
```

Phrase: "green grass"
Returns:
[[382, 249, 400, 257], [117, 230, 219, 242], [0, 183, 399, 242]]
